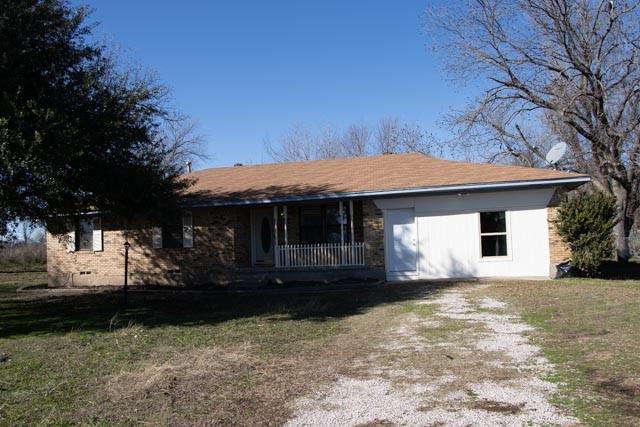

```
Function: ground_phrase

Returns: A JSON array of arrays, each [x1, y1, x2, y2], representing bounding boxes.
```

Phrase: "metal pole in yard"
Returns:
[[123, 241, 130, 306]]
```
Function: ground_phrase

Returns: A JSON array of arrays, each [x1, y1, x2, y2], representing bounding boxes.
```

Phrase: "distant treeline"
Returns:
[[0, 240, 46, 271]]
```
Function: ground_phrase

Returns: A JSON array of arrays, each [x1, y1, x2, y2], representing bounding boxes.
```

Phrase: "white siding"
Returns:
[[376, 188, 555, 280], [418, 212, 477, 279], [182, 211, 193, 248], [92, 216, 103, 252]]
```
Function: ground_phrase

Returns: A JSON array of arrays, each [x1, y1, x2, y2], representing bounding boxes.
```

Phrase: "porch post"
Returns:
[[283, 205, 288, 245], [283, 205, 289, 267], [349, 200, 354, 243], [273, 205, 279, 267], [339, 201, 344, 265], [339, 201, 344, 245]]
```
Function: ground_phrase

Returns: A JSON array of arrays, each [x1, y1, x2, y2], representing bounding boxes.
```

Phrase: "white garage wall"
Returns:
[[375, 188, 556, 280]]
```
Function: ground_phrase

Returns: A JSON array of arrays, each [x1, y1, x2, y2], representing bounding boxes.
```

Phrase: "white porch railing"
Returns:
[[276, 242, 365, 268]]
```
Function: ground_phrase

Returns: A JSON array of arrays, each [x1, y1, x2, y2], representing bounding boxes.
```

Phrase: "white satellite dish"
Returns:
[[545, 142, 568, 166]]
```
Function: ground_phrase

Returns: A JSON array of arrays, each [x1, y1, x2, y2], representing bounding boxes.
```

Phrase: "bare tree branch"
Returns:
[[265, 119, 432, 162], [342, 122, 371, 157], [427, 0, 640, 258], [158, 116, 208, 172]]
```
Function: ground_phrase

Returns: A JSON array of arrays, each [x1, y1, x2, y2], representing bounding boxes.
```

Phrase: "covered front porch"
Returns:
[[250, 200, 366, 269]]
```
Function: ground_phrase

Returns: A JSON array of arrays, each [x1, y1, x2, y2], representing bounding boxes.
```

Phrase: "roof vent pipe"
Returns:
[[186, 161, 192, 173]]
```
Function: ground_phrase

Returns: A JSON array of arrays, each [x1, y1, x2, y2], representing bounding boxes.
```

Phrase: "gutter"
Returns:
[[184, 176, 591, 208]]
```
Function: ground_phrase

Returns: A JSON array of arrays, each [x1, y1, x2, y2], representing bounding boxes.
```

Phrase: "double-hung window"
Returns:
[[152, 211, 194, 249], [161, 217, 184, 248], [76, 218, 94, 251], [479, 211, 509, 258], [66, 216, 102, 252]]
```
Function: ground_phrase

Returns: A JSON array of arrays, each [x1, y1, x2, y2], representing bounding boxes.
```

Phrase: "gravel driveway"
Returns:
[[285, 285, 578, 427]]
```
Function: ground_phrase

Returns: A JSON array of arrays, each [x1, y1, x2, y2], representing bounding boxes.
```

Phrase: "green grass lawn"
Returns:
[[1, 272, 639, 426], [0, 272, 432, 426], [0, 262, 46, 274], [481, 278, 640, 426], [0, 271, 46, 294]]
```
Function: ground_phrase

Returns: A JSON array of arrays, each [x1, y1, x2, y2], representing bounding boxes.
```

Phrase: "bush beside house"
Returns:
[[556, 192, 617, 276]]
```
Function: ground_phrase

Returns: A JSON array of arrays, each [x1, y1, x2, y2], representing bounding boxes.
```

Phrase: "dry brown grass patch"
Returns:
[[99, 345, 335, 425]]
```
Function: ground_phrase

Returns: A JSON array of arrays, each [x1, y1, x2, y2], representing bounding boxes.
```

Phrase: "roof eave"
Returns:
[[183, 176, 591, 208]]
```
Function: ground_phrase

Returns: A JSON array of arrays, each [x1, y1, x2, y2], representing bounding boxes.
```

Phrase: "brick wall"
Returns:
[[362, 200, 385, 269], [547, 206, 571, 266], [234, 208, 252, 267], [47, 207, 240, 287], [47, 200, 387, 287], [47, 224, 128, 287]]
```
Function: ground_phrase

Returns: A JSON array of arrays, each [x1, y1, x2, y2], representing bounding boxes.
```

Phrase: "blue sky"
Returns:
[[74, 0, 476, 168]]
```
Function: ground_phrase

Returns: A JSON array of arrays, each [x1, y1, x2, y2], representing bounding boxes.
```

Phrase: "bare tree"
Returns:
[[158, 116, 207, 172], [447, 104, 553, 167], [396, 123, 433, 155], [426, 0, 640, 259], [264, 124, 317, 162], [342, 122, 371, 157], [376, 118, 433, 155], [376, 117, 400, 154], [21, 221, 28, 244], [265, 124, 346, 162], [316, 125, 344, 159], [265, 119, 432, 162]]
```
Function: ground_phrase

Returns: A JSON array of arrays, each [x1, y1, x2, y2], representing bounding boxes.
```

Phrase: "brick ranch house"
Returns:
[[46, 153, 589, 287]]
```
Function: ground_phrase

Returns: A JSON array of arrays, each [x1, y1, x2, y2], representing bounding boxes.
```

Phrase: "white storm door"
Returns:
[[252, 209, 275, 266], [386, 208, 418, 272]]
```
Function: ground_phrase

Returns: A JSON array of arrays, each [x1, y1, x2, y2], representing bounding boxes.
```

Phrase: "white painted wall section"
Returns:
[[376, 188, 556, 280]]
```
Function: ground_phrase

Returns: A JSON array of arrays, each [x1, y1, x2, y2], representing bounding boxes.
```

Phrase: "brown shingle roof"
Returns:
[[185, 153, 589, 205]]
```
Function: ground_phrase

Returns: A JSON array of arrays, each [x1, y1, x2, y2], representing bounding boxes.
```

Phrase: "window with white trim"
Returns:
[[67, 216, 102, 252], [152, 211, 193, 249], [76, 218, 94, 251], [162, 216, 184, 248], [479, 211, 508, 257]]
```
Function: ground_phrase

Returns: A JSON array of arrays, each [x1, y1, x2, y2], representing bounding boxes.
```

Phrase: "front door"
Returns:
[[386, 208, 418, 273], [251, 208, 275, 266]]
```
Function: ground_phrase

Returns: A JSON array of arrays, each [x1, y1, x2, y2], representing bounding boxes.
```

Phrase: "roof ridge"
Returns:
[[188, 152, 426, 175]]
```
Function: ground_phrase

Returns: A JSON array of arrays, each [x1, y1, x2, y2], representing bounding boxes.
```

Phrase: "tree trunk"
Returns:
[[614, 218, 631, 261], [611, 182, 633, 262]]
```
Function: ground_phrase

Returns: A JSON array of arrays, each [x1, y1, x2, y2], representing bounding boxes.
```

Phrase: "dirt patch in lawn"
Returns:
[[598, 377, 640, 399], [101, 345, 322, 425], [471, 400, 525, 414]]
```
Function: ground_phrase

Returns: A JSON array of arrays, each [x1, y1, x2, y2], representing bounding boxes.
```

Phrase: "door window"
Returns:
[[260, 217, 271, 253]]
